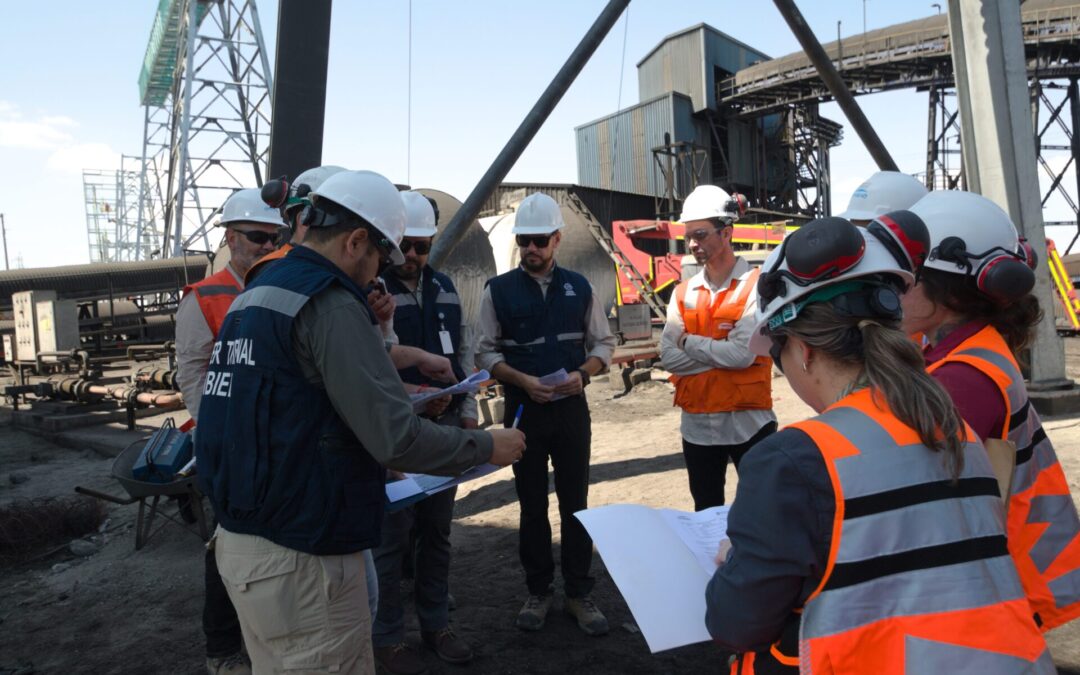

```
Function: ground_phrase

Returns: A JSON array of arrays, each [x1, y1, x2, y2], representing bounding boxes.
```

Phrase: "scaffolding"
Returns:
[[83, 170, 119, 264], [138, 0, 272, 258]]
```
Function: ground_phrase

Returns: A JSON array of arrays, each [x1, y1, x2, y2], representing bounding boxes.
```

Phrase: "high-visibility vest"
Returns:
[[670, 268, 772, 413], [182, 267, 242, 339], [765, 388, 1053, 674], [928, 324, 1080, 630], [245, 243, 292, 284]]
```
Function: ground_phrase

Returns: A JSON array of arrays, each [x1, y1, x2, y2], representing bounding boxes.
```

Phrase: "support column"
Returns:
[[948, 0, 1070, 390]]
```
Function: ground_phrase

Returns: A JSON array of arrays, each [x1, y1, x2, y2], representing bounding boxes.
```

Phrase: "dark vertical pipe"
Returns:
[[429, 0, 632, 268], [772, 0, 899, 172], [267, 0, 333, 182]]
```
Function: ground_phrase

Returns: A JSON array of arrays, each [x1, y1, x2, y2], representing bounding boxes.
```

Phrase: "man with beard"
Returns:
[[660, 185, 776, 512], [475, 192, 616, 636], [176, 187, 281, 675], [372, 191, 477, 673]]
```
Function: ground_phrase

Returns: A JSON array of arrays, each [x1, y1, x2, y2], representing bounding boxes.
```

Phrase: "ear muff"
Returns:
[[830, 284, 903, 320], [261, 176, 290, 209], [933, 236, 972, 272], [756, 217, 865, 305], [976, 255, 1035, 303], [300, 203, 323, 227], [866, 210, 930, 274], [1018, 237, 1038, 270]]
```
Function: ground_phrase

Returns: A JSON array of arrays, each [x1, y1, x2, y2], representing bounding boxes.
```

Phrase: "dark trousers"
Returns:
[[682, 421, 777, 512], [507, 392, 594, 599], [372, 486, 457, 646], [203, 547, 243, 658]]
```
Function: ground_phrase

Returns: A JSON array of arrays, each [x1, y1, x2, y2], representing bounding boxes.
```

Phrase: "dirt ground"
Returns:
[[3, 344, 1080, 674]]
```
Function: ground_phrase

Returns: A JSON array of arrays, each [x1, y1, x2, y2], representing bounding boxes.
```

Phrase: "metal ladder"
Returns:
[[565, 193, 668, 320]]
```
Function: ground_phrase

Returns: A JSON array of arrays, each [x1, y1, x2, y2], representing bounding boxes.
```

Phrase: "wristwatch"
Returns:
[[576, 368, 591, 387]]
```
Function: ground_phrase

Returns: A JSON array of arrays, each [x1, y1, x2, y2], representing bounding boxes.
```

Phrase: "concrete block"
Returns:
[[1030, 387, 1080, 417]]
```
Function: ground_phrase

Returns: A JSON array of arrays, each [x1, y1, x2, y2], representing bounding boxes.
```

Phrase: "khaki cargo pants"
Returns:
[[214, 526, 373, 674]]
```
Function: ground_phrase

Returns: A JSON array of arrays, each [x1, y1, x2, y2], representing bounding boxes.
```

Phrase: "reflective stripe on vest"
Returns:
[[789, 388, 1051, 674], [928, 324, 1080, 630], [669, 268, 772, 413], [183, 267, 242, 339]]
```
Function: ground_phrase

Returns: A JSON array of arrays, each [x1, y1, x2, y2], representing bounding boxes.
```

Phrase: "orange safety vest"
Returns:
[[245, 243, 292, 284], [670, 268, 772, 413], [730, 388, 1052, 674], [182, 267, 242, 339], [927, 324, 1080, 631]]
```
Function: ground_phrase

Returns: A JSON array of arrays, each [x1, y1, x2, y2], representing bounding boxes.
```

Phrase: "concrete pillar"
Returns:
[[948, 0, 1070, 388]]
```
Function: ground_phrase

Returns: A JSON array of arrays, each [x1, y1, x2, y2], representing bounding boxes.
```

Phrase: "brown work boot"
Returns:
[[373, 643, 429, 675], [565, 595, 609, 636], [422, 627, 474, 664], [205, 652, 251, 675], [515, 592, 554, 631]]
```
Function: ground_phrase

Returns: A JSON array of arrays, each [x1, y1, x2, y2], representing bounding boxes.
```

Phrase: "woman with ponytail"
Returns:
[[903, 189, 1080, 633], [706, 215, 1051, 674]]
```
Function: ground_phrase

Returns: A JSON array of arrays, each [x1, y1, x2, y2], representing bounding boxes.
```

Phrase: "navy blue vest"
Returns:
[[195, 246, 387, 555], [385, 267, 467, 409], [487, 265, 591, 395]]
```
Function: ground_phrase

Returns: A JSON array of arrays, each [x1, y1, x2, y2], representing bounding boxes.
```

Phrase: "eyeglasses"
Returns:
[[516, 234, 552, 249], [685, 227, 719, 243], [768, 334, 788, 374], [399, 239, 432, 255], [233, 229, 281, 246]]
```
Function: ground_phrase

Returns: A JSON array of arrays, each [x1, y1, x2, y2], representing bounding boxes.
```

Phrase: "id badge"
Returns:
[[439, 330, 454, 355]]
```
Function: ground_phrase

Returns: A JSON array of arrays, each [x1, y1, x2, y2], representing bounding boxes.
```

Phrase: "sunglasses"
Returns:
[[233, 229, 281, 246], [399, 239, 432, 255], [768, 333, 788, 374], [516, 234, 552, 249], [686, 226, 720, 243]]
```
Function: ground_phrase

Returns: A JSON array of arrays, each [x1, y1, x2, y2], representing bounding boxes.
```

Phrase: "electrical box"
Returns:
[[13, 290, 56, 362], [2, 334, 13, 363], [36, 300, 79, 359], [617, 303, 653, 342]]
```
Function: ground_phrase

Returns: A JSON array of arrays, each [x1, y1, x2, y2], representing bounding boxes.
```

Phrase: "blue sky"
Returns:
[[0, 1, 1072, 268]]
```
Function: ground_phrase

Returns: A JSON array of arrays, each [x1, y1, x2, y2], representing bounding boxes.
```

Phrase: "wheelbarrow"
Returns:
[[75, 437, 210, 551]]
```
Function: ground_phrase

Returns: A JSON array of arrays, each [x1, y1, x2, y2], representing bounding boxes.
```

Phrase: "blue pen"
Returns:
[[511, 404, 524, 429]]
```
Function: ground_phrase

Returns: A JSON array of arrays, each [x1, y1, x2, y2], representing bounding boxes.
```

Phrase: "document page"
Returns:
[[409, 369, 491, 411], [538, 368, 571, 401], [576, 503, 730, 652]]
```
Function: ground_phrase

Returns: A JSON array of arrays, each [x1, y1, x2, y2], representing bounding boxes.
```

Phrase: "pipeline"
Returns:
[[134, 366, 178, 390], [46, 376, 183, 409]]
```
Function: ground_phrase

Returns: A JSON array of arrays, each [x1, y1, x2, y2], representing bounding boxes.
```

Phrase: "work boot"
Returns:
[[422, 627, 473, 664], [205, 652, 251, 675], [565, 595, 609, 636], [373, 643, 429, 675], [515, 592, 554, 631]]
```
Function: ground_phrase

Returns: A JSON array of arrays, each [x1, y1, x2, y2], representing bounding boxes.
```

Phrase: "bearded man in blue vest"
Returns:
[[195, 170, 526, 674], [475, 192, 616, 636], [371, 191, 477, 674]]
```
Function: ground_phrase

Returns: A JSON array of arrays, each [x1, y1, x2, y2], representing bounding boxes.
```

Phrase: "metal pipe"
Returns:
[[771, 0, 899, 172], [428, 0, 632, 268]]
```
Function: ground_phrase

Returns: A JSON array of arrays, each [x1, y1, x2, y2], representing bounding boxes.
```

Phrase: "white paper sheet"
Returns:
[[386, 464, 504, 504], [539, 368, 570, 401], [409, 369, 491, 411], [575, 503, 731, 653], [385, 476, 424, 502]]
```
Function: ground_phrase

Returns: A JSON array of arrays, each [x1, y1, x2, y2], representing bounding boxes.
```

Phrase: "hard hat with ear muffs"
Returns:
[[909, 190, 1035, 304], [679, 184, 748, 225], [260, 165, 347, 226]]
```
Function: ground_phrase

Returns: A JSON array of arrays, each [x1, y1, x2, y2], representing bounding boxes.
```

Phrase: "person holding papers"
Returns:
[[474, 192, 616, 636], [660, 185, 777, 512], [705, 215, 1052, 673], [373, 191, 478, 673]]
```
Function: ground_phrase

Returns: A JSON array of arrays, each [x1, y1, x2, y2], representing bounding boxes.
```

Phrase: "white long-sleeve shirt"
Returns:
[[660, 257, 776, 446], [175, 264, 243, 422]]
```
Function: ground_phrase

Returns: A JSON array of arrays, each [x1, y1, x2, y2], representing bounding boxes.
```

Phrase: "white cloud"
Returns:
[[46, 143, 121, 173], [0, 118, 73, 149], [40, 115, 77, 128]]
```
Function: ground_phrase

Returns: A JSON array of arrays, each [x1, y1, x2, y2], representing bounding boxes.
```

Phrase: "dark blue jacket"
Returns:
[[385, 267, 467, 408], [195, 246, 387, 555], [487, 265, 591, 396]]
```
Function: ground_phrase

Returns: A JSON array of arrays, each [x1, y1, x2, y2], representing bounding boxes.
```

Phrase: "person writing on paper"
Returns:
[[372, 191, 479, 673], [660, 185, 776, 512], [196, 170, 526, 674], [705, 215, 1052, 673], [475, 192, 616, 636], [902, 190, 1080, 631]]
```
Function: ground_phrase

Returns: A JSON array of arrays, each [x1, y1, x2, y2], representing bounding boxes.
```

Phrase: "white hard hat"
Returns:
[[512, 193, 564, 235], [310, 170, 407, 265], [748, 215, 925, 357], [837, 171, 928, 221], [679, 185, 738, 224], [401, 191, 438, 238], [909, 190, 1035, 302], [219, 188, 283, 228], [287, 165, 346, 215]]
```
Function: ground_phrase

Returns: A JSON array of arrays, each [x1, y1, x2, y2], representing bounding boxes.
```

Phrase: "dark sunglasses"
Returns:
[[516, 234, 552, 249], [768, 333, 788, 374], [399, 239, 432, 255], [233, 229, 281, 246]]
